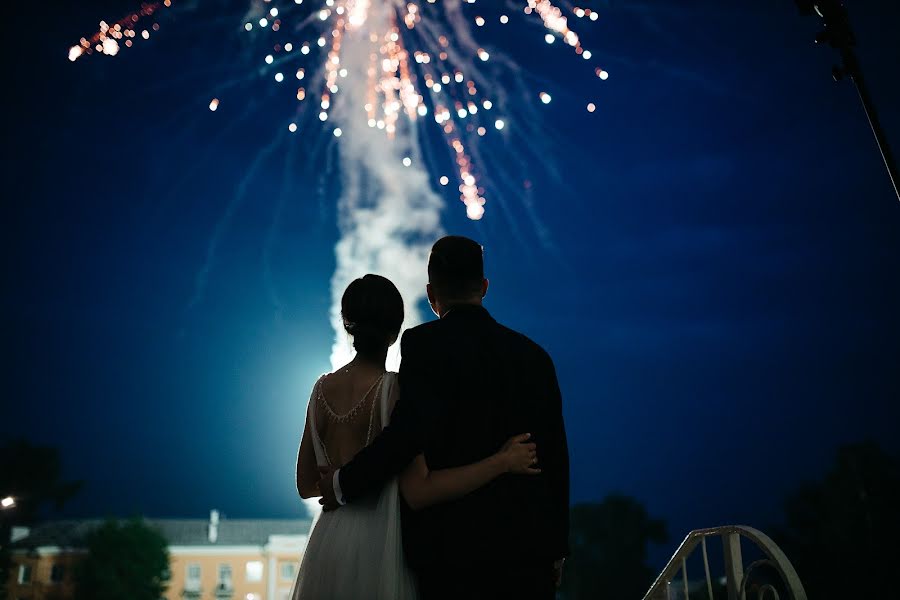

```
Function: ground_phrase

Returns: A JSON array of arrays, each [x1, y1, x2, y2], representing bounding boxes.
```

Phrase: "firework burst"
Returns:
[[70, 0, 608, 221]]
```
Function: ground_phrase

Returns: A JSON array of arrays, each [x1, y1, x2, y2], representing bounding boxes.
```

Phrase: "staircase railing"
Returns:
[[642, 525, 807, 600]]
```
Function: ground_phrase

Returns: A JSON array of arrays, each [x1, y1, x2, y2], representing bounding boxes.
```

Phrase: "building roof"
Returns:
[[9, 517, 311, 550]]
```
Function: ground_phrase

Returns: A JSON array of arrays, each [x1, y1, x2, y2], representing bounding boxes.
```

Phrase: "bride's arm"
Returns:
[[399, 434, 539, 510], [296, 392, 322, 499]]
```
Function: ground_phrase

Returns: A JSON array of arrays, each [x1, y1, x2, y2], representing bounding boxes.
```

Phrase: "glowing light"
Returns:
[[596, 68, 609, 80], [466, 203, 484, 220], [70, 0, 607, 224], [1, 497, 15, 509], [102, 37, 120, 56]]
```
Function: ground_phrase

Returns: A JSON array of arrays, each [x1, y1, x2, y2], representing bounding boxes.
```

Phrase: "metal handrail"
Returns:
[[642, 525, 807, 600]]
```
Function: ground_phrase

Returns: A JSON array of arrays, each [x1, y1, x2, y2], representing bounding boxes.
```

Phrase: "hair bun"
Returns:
[[340, 275, 404, 357]]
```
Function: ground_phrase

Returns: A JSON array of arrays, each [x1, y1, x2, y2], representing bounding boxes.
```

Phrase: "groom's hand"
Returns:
[[317, 467, 340, 512]]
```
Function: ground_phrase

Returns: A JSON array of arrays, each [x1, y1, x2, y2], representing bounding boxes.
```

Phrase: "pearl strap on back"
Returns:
[[315, 373, 384, 468]]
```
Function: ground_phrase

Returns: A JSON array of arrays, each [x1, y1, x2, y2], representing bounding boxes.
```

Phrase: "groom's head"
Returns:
[[427, 236, 488, 316]]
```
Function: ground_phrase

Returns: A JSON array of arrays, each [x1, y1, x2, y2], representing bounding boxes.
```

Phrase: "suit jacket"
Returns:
[[338, 304, 570, 570]]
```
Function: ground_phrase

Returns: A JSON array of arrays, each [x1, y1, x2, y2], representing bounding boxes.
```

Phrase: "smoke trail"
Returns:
[[328, 3, 443, 372]]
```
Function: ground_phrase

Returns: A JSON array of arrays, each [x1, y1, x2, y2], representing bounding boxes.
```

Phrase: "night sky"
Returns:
[[3, 0, 899, 567]]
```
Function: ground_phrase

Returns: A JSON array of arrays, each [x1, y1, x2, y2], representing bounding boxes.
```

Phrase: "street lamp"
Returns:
[[795, 0, 900, 204], [1, 496, 15, 509]]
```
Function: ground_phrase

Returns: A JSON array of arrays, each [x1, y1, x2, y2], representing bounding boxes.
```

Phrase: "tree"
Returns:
[[74, 518, 170, 600], [0, 440, 82, 598], [776, 442, 900, 600], [560, 494, 668, 600]]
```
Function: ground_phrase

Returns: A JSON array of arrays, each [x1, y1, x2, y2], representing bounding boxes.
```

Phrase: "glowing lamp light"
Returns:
[[209, 98, 219, 111], [544, 34, 555, 44], [439, 176, 449, 186], [494, 119, 505, 130], [244, 22, 253, 31], [539, 92, 552, 104], [500, 15, 509, 24], [68, 46, 84, 61], [333, 128, 342, 137], [288, 122, 298, 132], [259, 17, 269, 27], [402, 157, 412, 167], [1, 497, 14, 509], [265, 54, 274, 64], [587, 102, 596, 112], [274, 72, 284, 82], [466, 203, 485, 220]]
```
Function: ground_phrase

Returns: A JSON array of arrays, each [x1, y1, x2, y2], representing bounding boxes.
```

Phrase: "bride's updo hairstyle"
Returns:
[[341, 274, 404, 357]]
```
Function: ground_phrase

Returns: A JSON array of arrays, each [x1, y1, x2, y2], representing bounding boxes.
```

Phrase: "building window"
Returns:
[[50, 564, 66, 583], [17, 564, 32, 584], [245, 561, 263, 582], [186, 563, 202, 590], [280, 562, 296, 581], [218, 564, 233, 588]]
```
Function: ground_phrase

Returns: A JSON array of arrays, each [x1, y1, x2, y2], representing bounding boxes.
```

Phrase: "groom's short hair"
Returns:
[[428, 236, 484, 299]]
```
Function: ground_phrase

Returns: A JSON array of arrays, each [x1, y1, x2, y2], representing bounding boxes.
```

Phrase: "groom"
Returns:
[[319, 235, 569, 599]]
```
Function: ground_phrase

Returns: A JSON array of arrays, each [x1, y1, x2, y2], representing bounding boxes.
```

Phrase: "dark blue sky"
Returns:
[[3, 0, 899, 564]]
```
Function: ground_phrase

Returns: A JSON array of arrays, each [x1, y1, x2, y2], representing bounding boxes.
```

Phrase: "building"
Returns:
[[6, 511, 310, 600]]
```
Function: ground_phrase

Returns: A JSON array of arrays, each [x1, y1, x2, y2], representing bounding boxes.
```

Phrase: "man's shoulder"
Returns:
[[494, 321, 553, 364]]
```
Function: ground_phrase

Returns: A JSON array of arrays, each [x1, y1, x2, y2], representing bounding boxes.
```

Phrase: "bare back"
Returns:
[[312, 367, 397, 468]]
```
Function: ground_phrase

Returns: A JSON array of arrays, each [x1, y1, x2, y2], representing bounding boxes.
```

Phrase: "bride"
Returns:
[[291, 274, 538, 599]]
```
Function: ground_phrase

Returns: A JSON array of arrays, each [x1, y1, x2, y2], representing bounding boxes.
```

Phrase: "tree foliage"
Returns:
[[74, 518, 170, 600], [777, 442, 900, 600], [560, 494, 668, 600], [0, 440, 82, 598]]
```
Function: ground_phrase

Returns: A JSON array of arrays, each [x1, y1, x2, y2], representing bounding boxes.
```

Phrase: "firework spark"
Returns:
[[70, 0, 608, 221]]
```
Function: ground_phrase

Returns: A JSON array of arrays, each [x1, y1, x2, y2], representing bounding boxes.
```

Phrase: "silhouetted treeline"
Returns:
[[776, 441, 900, 600], [559, 494, 668, 600]]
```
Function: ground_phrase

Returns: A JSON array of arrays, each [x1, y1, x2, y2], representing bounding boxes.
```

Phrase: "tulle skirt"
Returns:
[[291, 479, 418, 600]]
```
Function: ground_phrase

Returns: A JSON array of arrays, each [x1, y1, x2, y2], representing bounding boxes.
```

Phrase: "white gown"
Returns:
[[291, 372, 418, 600]]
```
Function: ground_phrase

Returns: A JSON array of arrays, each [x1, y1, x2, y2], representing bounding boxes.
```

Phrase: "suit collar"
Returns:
[[441, 304, 494, 321]]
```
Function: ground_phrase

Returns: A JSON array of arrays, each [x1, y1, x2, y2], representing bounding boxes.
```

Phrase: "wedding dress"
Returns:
[[291, 371, 418, 599]]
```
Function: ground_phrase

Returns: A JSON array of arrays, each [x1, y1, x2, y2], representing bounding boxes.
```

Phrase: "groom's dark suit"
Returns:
[[337, 304, 569, 598]]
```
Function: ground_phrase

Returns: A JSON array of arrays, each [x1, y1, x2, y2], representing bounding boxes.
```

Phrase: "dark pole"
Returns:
[[795, 0, 900, 205]]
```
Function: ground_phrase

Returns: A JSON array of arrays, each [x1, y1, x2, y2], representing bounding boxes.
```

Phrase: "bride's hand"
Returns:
[[497, 433, 541, 475]]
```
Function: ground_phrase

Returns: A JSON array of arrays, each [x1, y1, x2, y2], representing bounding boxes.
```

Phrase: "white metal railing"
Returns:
[[642, 526, 807, 600]]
